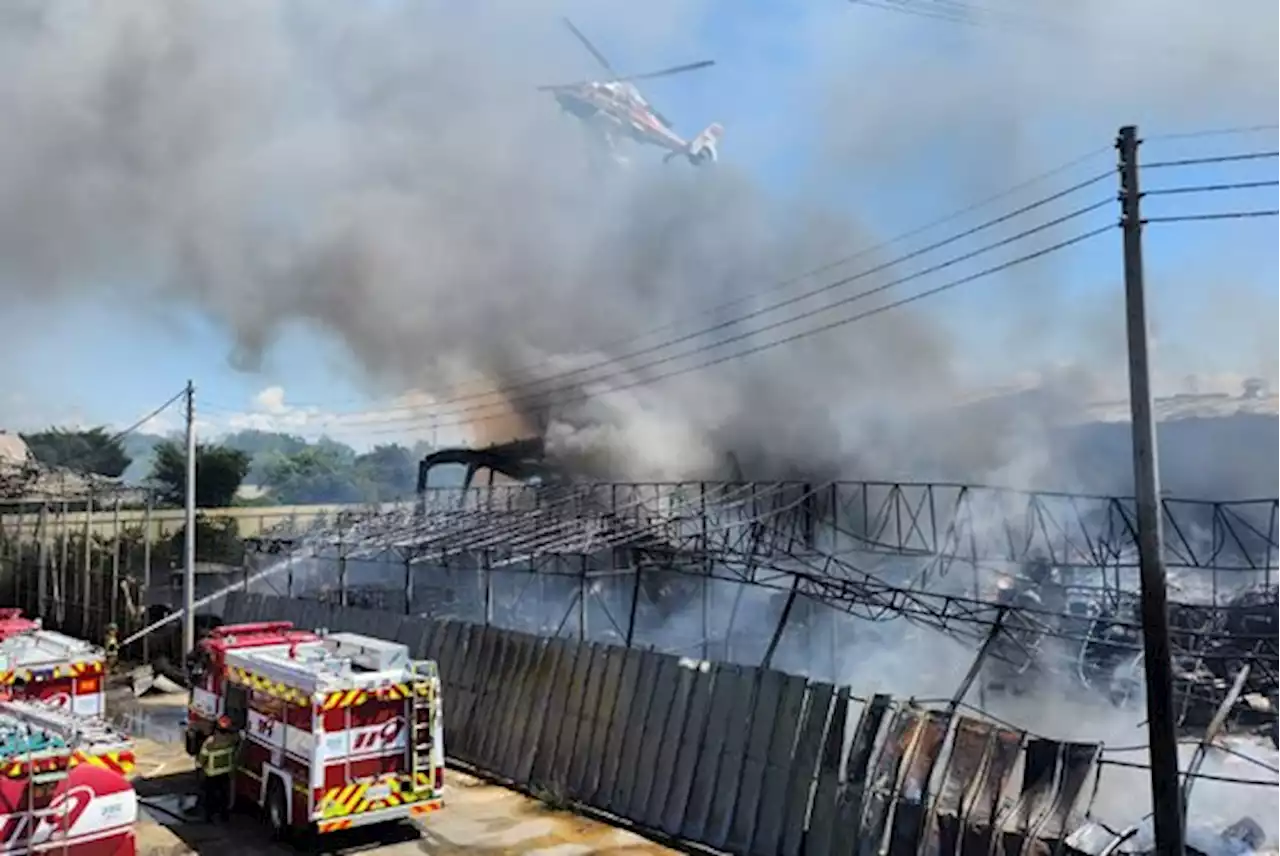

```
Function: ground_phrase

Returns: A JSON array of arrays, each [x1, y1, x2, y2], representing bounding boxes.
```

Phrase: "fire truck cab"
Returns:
[[0, 698, 138, 856], [184, 621, 445, 840], [0, 615, 107, 718]]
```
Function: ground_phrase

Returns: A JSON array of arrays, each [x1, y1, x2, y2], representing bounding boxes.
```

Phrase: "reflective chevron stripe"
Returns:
[[71, 749, 136, 776], [319, 775, 436, 818], [7, 748, 134, 779], [226, 666, 309, 706], [319, 688, 369, 710]]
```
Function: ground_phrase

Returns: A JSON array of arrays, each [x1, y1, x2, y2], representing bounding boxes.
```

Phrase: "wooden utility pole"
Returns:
[[1116, 124, 1185, 856]]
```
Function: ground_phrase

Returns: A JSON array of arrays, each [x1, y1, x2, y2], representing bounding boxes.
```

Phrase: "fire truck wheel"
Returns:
[[265, 779, 289, 841]]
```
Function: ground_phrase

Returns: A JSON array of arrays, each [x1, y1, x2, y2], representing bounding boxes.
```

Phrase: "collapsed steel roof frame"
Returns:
[[241, 480, 1279, 728]]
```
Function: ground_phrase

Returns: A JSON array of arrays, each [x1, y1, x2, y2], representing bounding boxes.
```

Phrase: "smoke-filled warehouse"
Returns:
[[0, 0, 1277, 853]]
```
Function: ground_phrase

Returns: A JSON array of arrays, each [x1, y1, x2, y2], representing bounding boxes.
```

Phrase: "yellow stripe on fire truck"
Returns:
[[8, 750, 135, 779], [319, 688, 369, 710], [320, 776, 432, 818], [71, 749, 136, 777], [225, 666, 310, 706], [319, 679, 434, 709], [0, 660, 103, 685]]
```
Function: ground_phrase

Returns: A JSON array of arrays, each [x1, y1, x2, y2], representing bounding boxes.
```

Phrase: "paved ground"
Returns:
[[118, 695, 674, 856]]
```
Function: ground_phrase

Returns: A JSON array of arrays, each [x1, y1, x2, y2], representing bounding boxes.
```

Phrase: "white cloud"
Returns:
[[198, 386, 472, 451], [253, 385, 288, 415]]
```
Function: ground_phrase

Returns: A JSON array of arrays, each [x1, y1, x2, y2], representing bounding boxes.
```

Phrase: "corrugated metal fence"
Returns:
[[223, 592, 1102, 856]]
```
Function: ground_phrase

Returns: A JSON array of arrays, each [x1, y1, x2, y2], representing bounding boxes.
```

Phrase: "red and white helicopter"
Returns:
[[538, 18, 723, 166]]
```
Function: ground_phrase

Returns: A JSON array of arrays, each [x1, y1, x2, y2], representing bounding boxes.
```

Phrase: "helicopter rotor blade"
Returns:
[[561, 17, 618, 77], [616, 60, 715, 83]]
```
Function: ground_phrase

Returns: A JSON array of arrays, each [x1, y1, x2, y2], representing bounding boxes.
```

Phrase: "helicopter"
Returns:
[[537, 18, 723, 167]]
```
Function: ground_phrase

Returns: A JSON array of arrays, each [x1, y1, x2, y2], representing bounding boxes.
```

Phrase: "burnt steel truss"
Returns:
[[241, 480, 1279, 731], [246, 480, 1278, 573]]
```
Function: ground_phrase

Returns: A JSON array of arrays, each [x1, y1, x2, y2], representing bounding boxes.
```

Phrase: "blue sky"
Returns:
[[3, 0, 1276, 449]]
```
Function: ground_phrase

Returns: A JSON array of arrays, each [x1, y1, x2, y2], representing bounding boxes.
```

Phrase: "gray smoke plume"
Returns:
[[1, 0, 1275, 492]]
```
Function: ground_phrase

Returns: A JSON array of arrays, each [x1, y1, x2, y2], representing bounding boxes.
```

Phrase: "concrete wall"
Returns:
[[223, 592, 1104, 856]]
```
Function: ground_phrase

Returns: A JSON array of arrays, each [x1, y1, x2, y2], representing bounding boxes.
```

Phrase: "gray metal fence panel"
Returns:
[[494, 634, 539, 781], [660, 663, 714, 838], [679, 662, 738, 843], [585, 645, 627, 805], [515, 639, 560, 785], [780, 682, 834, 856], [597, 646, 642, 812], [435, 621, 466, 703], [728, 668, 785, 853], [612, 649, 662, 817], [567, 643, 607, 800], [477, 631, 521, 769], [646, 660, 694, 831], [452, 624, 487, 755], [552, 640, 594, 793], [422, 619, 449, 663], [705, 665, 758, 850], [632, 655, 681, 824], [804, 686, 851, 856], [749, 672, 808, 855], [531, 638, 580, 789], [465, 627, 505, 761]]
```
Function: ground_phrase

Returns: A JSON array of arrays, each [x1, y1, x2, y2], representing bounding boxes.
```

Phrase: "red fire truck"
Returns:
[[0, 698, 138, 856], [183, 621, 445, 840], [0, 615, 106, 719]]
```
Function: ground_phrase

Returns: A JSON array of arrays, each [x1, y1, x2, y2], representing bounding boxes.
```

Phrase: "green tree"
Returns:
[[221, 430, 310, 482], [149, 441, 251, 508], [354, 444, 417, 500], [261, 442, 367, 505], [21, 427, 131, 477]]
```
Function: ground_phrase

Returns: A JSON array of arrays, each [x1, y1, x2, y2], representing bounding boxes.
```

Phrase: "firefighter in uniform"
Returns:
[[196, 715, 239, 821], [103, 622, 119, 672]]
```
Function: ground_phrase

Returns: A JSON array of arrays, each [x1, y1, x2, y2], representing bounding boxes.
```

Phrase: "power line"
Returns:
[[277, 183, 1117, 430], [1144, 179, 1279, 196], [1143, 150, 1279, 170], [251, 146, 1114, 416], [1144, 210, 1279, 224], [1144, 124, 1279, 142], [28, 388, 187, 477], [357, 223, 1114, 435]]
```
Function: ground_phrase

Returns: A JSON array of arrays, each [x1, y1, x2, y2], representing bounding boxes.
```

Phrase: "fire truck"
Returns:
[[0, 698, 138, 856], [0, 614, 106, 719], [183, 621, 445, 840]]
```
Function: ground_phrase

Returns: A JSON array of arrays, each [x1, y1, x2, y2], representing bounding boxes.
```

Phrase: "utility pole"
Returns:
[[183, 380, 197, 656], [1116, 124, 1185, 856]]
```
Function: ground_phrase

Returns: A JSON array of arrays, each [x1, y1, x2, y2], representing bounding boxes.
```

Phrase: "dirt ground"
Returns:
[[119, 694, 674, 856]]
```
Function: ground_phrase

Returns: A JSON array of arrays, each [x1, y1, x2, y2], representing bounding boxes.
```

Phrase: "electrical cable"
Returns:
[[1096, 757, 1276, 787], [1144, 210, 1279, 224], [1143, 151, 1279, 169], [1143, 179, 1279, 197], [1144, 124, 1279, 142], [292, 198, 1118, 433], [26, 387, 187, 478], [334, 223, 1114, 436], [239, 147, 1114, 416]]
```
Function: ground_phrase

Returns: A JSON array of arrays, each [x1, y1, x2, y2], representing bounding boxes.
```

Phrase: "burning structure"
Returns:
[[242, 440, 1279, 740]]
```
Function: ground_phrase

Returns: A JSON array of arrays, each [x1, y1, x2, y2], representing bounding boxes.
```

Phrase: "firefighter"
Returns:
[[103, 622, 119, 671], [196, 715, 239, 821]]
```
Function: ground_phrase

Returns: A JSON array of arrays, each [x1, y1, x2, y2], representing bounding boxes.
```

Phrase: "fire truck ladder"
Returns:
[[408, 662, 437, 790]]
